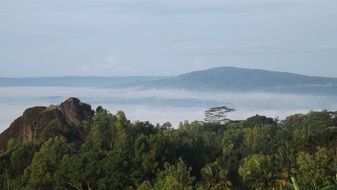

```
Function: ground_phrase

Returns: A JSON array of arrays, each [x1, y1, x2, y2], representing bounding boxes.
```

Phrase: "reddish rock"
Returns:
[[0, 97, 94, 151]]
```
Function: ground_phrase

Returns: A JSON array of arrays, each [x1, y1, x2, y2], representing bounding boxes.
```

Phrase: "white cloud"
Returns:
[[1, 86, 337, 131], [80, 65, 90, 72], [79, 52, 144, 76]]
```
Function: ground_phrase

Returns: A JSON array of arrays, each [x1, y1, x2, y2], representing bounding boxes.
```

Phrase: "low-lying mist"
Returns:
[[1, 86, 337, 132]]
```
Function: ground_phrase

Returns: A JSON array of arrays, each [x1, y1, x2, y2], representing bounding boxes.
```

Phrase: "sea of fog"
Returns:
[[1, 87, 337, 132]]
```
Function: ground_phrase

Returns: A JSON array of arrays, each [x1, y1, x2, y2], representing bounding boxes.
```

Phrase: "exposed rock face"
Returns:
[[0, 97, 94, 151], [59, 97, 94, 129]]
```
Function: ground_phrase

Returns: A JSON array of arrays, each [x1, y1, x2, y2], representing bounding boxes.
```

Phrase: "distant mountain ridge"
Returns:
[[144, 67, 337, 95], [0, 76, 169, 88], [1, 67, 337, 95]]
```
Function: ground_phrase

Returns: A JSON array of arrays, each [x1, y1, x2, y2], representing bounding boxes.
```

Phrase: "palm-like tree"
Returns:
[[201, 162, 232, 190]]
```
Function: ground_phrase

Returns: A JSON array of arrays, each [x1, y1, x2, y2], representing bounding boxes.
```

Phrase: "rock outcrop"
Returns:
[[0, 97, 94, 151]]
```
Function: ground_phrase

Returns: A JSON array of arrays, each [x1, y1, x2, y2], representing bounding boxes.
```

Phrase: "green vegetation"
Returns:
[[1, 108, 337, 189], [45, 104, 59, 112]]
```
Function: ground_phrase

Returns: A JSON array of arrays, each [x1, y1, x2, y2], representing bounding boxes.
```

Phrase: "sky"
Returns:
[[1, 0, 337, 77]]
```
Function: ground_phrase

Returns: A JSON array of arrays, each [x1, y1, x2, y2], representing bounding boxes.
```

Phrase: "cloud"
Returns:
[[1, 0, 337, 78], [80, 65, 90, 72], [1, 86, 337, 131], [79, 52, 143, 76]]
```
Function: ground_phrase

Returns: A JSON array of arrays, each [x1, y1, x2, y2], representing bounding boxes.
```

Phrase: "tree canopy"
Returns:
[[1, 108, 337, 189]]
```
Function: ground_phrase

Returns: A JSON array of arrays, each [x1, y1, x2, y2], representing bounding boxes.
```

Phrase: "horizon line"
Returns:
[[1, 66, 336, 79]]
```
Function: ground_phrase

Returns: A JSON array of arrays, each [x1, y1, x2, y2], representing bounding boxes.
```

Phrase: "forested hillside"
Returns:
[[1, 100, 337, 190]]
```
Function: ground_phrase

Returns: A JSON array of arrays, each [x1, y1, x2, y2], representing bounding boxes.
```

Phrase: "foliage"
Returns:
[[45, 104, 59, 112], [6, 138, 18, 150], [1, 108, 337, 189], [153, 158, 195, 190], [200, 161, 232, 190], [296, 147, 336, 189], [239, 154, 274, 189]]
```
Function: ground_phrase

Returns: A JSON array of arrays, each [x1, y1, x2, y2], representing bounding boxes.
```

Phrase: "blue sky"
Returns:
[[1, 0, 337, 77]]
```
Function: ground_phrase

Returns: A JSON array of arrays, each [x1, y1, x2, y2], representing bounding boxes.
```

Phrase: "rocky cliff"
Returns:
[[0, 97, 94, 151]]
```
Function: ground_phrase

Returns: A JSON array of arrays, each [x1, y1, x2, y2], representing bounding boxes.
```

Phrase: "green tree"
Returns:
[[54, 143, 105, 190], [41, 118, 70, 139], [200, 161, 232, 190], [296, 147, 336, 189], [239, 154, 277, 190], [92, 107, 116, 149], [243, 124, 277, 154], [114, 111, 133, 151], [27, 136, 71, 190], [154, 158, 195, 190], [6, 138, 18, 151], [137, 180, 153, 190]]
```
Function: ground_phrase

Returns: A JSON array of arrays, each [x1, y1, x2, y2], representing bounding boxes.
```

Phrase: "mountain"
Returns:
[[143, 67, 337, 95], [1, 67, 337, 95], [0, 97, 94, 151], [0, 76, 168, 88]]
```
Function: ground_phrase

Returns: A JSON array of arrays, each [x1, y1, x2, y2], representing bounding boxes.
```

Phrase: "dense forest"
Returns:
[[1, 105, 337, 190]]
